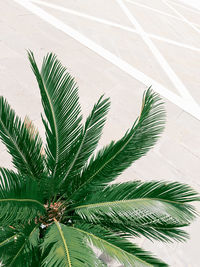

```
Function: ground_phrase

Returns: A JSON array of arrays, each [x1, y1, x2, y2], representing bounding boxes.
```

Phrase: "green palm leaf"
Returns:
[[41, 220, 104, 267], [74, 223, 168, 267], [70, 88, 165, 200], [60, 95, 110, 193], [99, 215, 189, 243], [0, 52, 199, 266], [0, 224, 40, 267], [0, 168, 45, 225], [0, 97, 44, 178], [28, 51, 82, 180], [72, 181, 198, 241], [0, 226, 18, 257]]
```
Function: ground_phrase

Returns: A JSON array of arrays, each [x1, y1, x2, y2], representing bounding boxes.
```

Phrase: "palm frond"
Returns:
[[60, 95, 110, 194], [69, 88, 166, 200], [92, 214, 189, 243], [73, 223, 168, 267], [72, 181, 198, 241], [0, 223, 40, 267], [28, 51, 82, 180], [0, 226, 18, 257], [0, 97, 45, 178], [0, 168, 45, 225], [41, 220, 103, 267], [1, 51, 199, 267]]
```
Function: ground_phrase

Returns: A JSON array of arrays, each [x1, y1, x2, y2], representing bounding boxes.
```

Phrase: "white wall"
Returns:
[[179, 0, 200, 10]]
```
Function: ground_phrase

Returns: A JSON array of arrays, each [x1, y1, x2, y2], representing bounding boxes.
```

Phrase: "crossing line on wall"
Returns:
[[14, 0, 200, 120]]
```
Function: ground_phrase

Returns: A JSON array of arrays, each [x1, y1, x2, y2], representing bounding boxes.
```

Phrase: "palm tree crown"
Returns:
[[0, 52, 198, 266]]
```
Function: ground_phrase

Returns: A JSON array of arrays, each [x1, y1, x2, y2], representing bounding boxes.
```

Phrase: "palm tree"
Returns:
[[0, 51, 198, 267]]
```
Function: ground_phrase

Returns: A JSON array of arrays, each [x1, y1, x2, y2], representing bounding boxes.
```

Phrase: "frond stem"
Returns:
[[0, 234, 18, 247], [70, 226, 153, 267], [40, 76, 59, 179], [0, 119, 34, 177], [66, 119, 143, 201], [53, 218, 72, 267]]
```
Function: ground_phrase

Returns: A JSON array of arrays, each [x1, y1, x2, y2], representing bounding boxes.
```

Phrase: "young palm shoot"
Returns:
[[0, 52, 198, 267]]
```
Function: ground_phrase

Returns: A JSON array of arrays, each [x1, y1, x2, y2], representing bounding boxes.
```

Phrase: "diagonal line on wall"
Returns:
[[31, 0, 200, 53], [126, 0, 200, 29], [168, 0, 200, 15], [163, 0, 200, 34], [148, 33, 200, 52], [31, 0, 136, 34], [14, 0, 200, 120], [116, 0, 197, 102], [126, 0, 183, 21]]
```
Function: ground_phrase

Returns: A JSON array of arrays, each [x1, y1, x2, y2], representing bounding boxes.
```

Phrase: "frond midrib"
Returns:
[[70, 226, 153, 267], [0, 234, 17, 247], [74, 197, 186, 210], [62, 108, 94, 183], [54, 219, 71, 267], [0, 119, 34, 177], [0, 198, 44, 208], [8, 242, 25, 267], [40, 76, 59, 178], [7, 226, 38, 267], [69, 121, 140, 200]]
